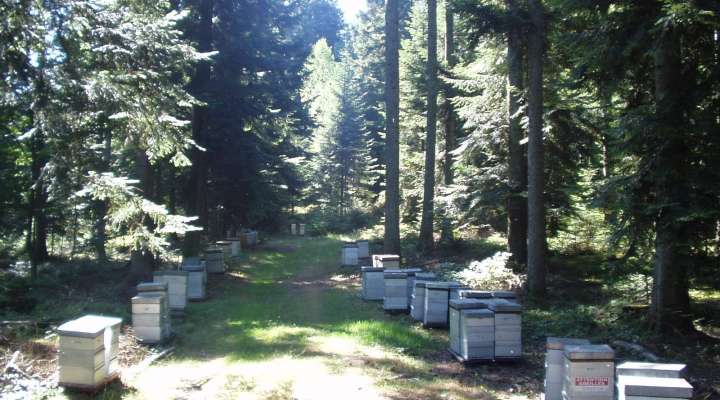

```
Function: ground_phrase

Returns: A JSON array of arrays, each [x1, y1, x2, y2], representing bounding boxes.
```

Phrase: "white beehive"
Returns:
[[341, 242, 359, 266], [545, 337, 591, 400], [181, 259, 207, 301], [216, 240, 233, 261], [617, 375, 692, 400], [449, 299, 493, 361], [132, 293, 168, 343], [491, 291, 517, 301], [562, 344, 615, 400], [204, 246, 225, 273], [372, 254, 400, 269], [57, 315, 122, 388], [153, 270, 188, 313], [616, 362, 687, 379], [136, 282, 171, 336], [383, 270, 409, 311], [403, 268, 425, 307], [410, 273, 439, 321], [458, 290, 494, 300], [488, 299, 522, 360], [225, 239, 242, 257], [423, 281, 462, 327], [361, 266, 384, 300], [356, 240, 370, 259], [299, 224, 306, 236], [291, 223, 297, 235]]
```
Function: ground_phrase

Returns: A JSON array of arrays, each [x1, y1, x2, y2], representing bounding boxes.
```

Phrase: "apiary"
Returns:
[[373, 254, 400, 269], [404, 268, 425, 307], [181, 259, 207, 301], [204, 246, 225, 273], [136, 282, 171, 335], [383, 270, 409, 311], [356, 240, 370, 259], [361, 266, 384, 300], [291, 223, 297, 235], [341, 242, 359, 266], [57, 315, 122, 388], [449, 299, 493, 361], [410, 273, 439, 320], [216, 240, 233, 261], [423, 281, 462, 327], [488, 299, 522, 359], [132, 293, 168, 343], [562, 344, 615, 400], [617, 375, 692, 400], [545, 337, 591, 400], [153, 270, 188, 313], [299, 224, 306, 235], [616, 362, 686, 379]]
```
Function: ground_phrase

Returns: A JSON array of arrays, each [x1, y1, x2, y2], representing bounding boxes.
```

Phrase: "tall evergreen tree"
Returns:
[[384, 0, 402, 254]]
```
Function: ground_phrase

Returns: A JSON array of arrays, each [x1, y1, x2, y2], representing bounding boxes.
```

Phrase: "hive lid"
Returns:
[[182, 263, 205, 272], [564, 344, 614, 360], [425, 281, 462, 290], [491, 291, 517, 299], [546, 337, 590, 350], [618, 376, 693, 398], [384, 271, 408, 278], [343, 242, 358, 248], [373, 254, 400, 261], [137, 282, 168, 292], [449, 299, 488, 310], [154, 270, 188, 277], [361, 266, 383, 272], [216, 240, 231, 246], [464, 309, 494, 318], [458, 290, 493, 299], [58, 315, 122, 338], [616, 362, 687, 378], [204, 247, 223, 254], [488, 299, 522, 312], [132, 293, 165, 304]]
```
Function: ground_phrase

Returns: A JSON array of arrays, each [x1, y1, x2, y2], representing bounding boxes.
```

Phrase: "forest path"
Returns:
[[122, 235, 538, 400]]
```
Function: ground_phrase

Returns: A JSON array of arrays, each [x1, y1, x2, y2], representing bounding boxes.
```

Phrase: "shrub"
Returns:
[[449, 251, 526, 291]]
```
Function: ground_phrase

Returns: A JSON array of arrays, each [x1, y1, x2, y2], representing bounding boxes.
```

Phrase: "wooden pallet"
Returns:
[[59, 371, 120, 394]]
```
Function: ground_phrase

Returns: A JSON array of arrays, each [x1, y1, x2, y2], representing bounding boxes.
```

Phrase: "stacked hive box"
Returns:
[[181, 258, 207, 301], [410, 273, 439, 320], [383, 270, 408, 311], [545, 337, 591, 400], [58, 315, 122, 388], [299, 224, 306, 235], [459, 290, 494, 300], [423, 281, 462, 327], [132, 293, 168, 343], [404, 268, 425, 308], [488, 299, 522, 359], [216, 241, 233, 261], [361, 266, 384, 300], [291, 223, 297, 235], [449, 299, 494, 361], [204, 246, 225, 273], [562, 344, 615, 400], [225, 239, 242, 257], [491, 291, 517, 300], [356, 240, 370, 259], [153, 270, 188, 314], [240, 230, 258, 247], [341, 242, 359, 266], [373, 254, 400, 269], [616, 362, 691, 400], [136, 282, 171, 336]]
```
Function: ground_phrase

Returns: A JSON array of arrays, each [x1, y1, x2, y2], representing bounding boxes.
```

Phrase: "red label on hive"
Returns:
[[575, 377, 609, 386]]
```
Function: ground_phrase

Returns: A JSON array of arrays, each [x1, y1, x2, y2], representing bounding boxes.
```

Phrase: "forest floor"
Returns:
[[2, 234, 719, 399]]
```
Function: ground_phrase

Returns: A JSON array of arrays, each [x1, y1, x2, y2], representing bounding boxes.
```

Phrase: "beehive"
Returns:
[[423, 281, 462, 327], [403, 268, 425, 307], [341, 242, 359, 266], [562, 344, 615, 400], [617, 375, 692, 400], [291, 223, 297, 235], [356, 240, 370, 259], [132, 294, 168, 343], [57, 315, 122, 388], [299, 224, 306, 236], [153, 270, 188, 313], [491, 291, 517, 300], [181, 259, 207, 301], [372, 254, 400, 269], [488, 299, 522, 360], [449, 299, 493, 361], [383, 270, 409, 311], [545, 337, 591, 400], [616, 362, 687, 379], [361, 266, 384, 300], [204, 246, 225, 273], [225, 239, 242, 257], [458, 290, 493, 299], [216, 240, 233, 261], [410, 273, 439, 320], [136, 282, 171, 335]]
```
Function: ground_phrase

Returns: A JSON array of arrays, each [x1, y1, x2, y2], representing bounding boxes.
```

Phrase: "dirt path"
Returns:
[[118, 236, 540, 400]]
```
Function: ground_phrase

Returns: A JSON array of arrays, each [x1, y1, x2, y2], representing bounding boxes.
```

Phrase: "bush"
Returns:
[[304, 208, 375, 235], [448, 251, 526, 291], [0, 273, 36, 313]]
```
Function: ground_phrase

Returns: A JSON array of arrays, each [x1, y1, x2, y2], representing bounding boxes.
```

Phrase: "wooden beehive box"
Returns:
[[215, 240, 233, 261], [545, 337, 591, 400], [225, 239, 242, 257], [488, 299, 522, 360], [461, 309, 495, 361], [57, 315, 122, 388], [299, 224, 306, 236], [617, 375, 692, 400], [136, 281, 171, 336], [204, 246, 225, 273], [181, 259, 207, 301], [291, 223, 297, 235], [448, 299, 491, 361], [132, 293, 168, 343], [372, 254, 400, 269], [616, 362, 687, 379], [361, 266, 384, 300], [459, 290, 493, 300], [491, 290, 517, 301], [403, 268, 425, 307], [410, 273, 438, 321], [341, 242, 359, 266], [383, 270, 408, 311], [423, 281, 462, 327], [153, 270, 188, 313], [562, 344, 615, 400], [356, 240, 370, 259]]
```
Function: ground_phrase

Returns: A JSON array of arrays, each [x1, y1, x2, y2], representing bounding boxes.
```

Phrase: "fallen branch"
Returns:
[[4, 350, 33, 379], [612, 340, 660, 362], [124, 346, 175, 380]]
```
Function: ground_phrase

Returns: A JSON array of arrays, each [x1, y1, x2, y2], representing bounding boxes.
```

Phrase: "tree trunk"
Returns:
[[93, 129, 111, 263], [384, 0, 401, 254], [526, 0, 546, 299], [506, 0, 528, 264], [184, 0, 214, 257], [29, 126, 49, 279], [650, 25, 692, 336], [440, 0, 456, 244], [129, 151, 156, 284]]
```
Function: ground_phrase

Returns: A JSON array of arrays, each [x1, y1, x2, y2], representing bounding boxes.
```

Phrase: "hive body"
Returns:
[[423, 282, 462, 327], [153, 270, 189, 313], [181, 259, 207, 300], [616, 362, 692, 400], [356, 240, 370, 259], [448, 299, 494, 361], [132, 293, 169, 343], [383, 270, 409, 311], [204, 247, 226, 273], [562, 344, 615, 400], [410, 273, 438, 321], [372, 254, 400, 269], [361, 266, 384, 300], [545, 337, 591, 400], [341, 243, 359, 266], [488, 300, 523, 360], [57, 315, 122, 388]]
